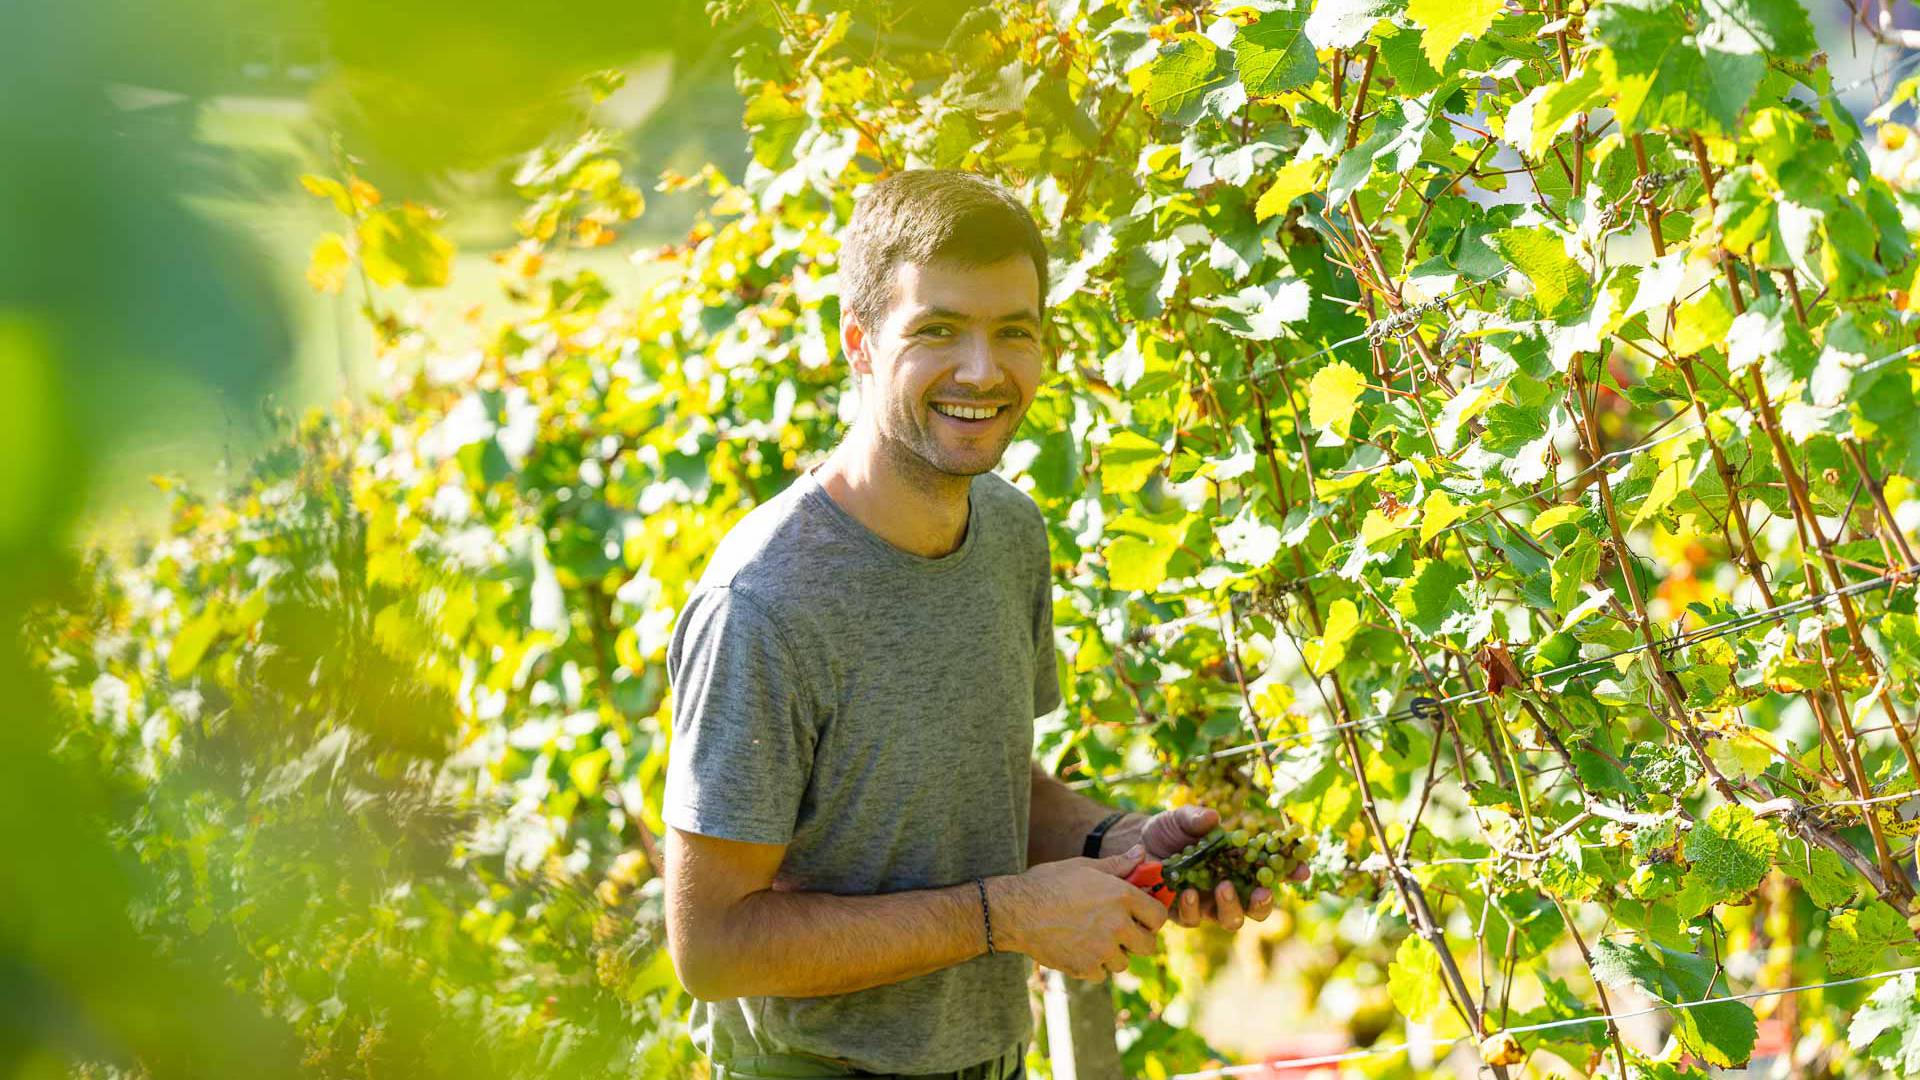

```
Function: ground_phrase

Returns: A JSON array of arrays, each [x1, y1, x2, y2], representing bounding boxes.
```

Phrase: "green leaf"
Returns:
[[1592, 938, 1758, 1067], [1394, 558, 1470, 635], [1701, 0, 1818, 56], [1235, 7, 1317, 95], [1388, 934, 1443, 1021], [1307, 360, 1368, 439], [1143, 37, 1228, 119], [1405, 0, 1501, 68], [1551, 536, 1600, 614], [1669, 290, 1733, 358], [358, 205, 453, 289], [1593, 0, 1764, 136], [1099, 431, 1166, 494], [1851, 973, 1920, 1073], [1492, 226, 1587, 318], [1828, 902, 1909, 977], [1777, 838, 1861, 909], [1304, 0, 1402, 50], [1676, 803, 1779, 918]]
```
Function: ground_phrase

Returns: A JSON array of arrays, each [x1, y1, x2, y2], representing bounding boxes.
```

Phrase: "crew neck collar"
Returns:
[[797, 468, 980, 572]]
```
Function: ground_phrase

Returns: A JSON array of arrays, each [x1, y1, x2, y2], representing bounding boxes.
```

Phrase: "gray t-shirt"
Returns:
[[663, 468, 1061, 1074]]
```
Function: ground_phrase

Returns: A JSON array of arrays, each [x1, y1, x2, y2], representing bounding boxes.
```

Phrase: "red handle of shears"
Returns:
[[1124, 860, 1177, 908]]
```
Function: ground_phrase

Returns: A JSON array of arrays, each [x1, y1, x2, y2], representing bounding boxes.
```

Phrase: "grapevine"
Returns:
[[32, 0, 1920, 1077]]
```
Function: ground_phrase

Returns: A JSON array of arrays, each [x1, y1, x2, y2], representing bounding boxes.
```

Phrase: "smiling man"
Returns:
[[662, 171, 1272, 1080]]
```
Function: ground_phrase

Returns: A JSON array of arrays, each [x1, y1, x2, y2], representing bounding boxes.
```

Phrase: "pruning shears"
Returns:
[[1124, 831, 1226, 908]]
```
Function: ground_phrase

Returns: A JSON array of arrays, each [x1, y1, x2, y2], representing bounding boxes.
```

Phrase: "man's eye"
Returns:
[[1001, 327, 1035, 339], [917, 325, 953, 339]]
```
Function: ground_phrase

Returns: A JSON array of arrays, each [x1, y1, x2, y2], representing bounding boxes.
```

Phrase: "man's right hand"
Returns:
[[990, 847, 1167, 981]]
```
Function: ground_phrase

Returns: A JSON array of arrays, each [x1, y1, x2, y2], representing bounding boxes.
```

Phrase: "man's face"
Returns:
[[844, 255, 1046, 479]]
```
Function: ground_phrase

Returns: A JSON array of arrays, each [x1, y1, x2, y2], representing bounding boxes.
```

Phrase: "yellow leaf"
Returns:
[[1407, 0, 1503, 68], [1669, 289, 1732, 357], [1307, 360, 1367, 438], [1254, 158, 1322, 222], [1529, 503, 1584, 535], [1359, 506, 1415, 552], [1631, 456, 1691, 530], [299, 174, 353, 215], [1305, 598, 1360, 675], [1421, 490, 1466, 544], [305, 233, 351, 295]]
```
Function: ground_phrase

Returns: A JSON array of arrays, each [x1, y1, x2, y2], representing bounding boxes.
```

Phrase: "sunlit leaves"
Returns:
[[1142, 37, 1229, 120], [1387, 934, 1443, 1022], [1307, 360, 1367, 439], [1405, 0, 1501, 68], [1592, 939, 1758, 1066], [1234, 5, 1317, 96], [1254, 158, 1323, 222], [1850, 973, 1920, 1072], [1491, 226, 1586, 318], [1676, 804, 1779, 918], [1592, 0, 1764, 135]]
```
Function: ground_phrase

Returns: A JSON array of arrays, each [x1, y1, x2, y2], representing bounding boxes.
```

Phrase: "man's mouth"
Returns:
[[930, 402, 1008, 422]]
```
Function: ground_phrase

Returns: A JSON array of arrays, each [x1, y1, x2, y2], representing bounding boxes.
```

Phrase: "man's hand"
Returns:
[[992, 848, 1166, 982], [1125, 805, 1307, 931]]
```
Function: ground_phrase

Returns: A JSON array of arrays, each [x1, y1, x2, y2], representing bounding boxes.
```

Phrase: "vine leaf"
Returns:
[[1394, 559, 1469, 636], [1234, 6, 1317, 96], [1850, 972, 1920, 1072], [1592, 0, 1763, 136], [1591, 938, 1758, 1067], [1490, 226, 1587, 318], [1676, 804, 1779, 918], [1405, 0, 1501, 68], [1142, 36, 1229, 121], [1307, 360, 1367, 440], [1305, 598, 1361, 675], [1699, 0, 1818, 57], [1827, 902, 1910, 977], [1098, 430, 1166, 494], [1254, 158, 1323, 222], [1303, 0, 1402, 50], [1387, 934, 1443, 1021]]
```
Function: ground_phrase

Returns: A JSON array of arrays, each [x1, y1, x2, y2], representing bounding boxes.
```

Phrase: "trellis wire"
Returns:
[[1167, 963, 1920, 1078], [1075, 567, 1909, 789]]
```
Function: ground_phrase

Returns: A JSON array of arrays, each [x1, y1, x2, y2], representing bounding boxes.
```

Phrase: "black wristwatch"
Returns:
[[1082, 810, 1129, 858]]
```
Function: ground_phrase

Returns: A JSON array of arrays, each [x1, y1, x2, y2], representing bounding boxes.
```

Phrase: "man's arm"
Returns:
[[1027, 761, 1146, 864], [664, 826, 1164, 1000]]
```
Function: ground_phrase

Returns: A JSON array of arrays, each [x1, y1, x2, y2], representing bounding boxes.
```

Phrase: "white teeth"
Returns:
[[933, 403, 1000, 421]]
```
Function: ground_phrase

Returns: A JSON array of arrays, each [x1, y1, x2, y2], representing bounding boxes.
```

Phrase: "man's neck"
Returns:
[[815, 427, 973, 559]]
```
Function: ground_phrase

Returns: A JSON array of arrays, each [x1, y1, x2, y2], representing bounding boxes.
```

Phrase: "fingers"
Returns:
[[1092, 845, 1146, 876], [1213, 881, 1245, 931], [1247, 886, 1274, 922], [1289, 861, 1311, 882], [1123, 885, 1170, 930], [1143, 805, 1220, 855], [1102, 951, 1129, 976], [1121, 919, 1159, 958], [1176, 887, 1203, 928]]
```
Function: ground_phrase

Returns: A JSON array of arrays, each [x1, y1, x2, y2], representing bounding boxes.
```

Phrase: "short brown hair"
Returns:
[[837, 170, 1049, 332]]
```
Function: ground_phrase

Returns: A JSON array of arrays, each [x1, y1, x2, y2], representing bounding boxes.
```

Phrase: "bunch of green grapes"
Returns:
[[1162, 825, 1307, 905]]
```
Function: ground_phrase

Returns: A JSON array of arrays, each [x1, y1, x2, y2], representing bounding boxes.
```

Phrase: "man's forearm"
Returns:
[[685, 878, 1006, 1000], [1027, 763, 1146, 865]]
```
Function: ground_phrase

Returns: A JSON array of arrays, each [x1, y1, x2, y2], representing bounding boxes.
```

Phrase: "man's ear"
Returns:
[[840, 312, 874, 376]]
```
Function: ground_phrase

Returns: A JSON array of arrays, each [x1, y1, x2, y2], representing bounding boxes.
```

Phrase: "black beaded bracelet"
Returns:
[[1082, 810, 1128, 859], [974, 877, 995, 955]]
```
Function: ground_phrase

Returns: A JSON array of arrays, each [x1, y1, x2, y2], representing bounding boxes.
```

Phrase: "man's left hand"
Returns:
[[1126, 805, 1304, 931]]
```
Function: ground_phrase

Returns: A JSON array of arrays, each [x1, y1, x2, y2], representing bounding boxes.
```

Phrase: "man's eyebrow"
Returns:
[[910, 306, 1042, 324]]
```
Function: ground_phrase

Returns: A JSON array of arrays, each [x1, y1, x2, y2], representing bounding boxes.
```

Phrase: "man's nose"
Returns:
[[952, 333, 1003, 389]]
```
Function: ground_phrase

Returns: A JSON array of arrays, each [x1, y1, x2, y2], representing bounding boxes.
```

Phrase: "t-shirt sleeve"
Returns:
[[1031, 521, 1062, 718], [663, 585, 815, 846]]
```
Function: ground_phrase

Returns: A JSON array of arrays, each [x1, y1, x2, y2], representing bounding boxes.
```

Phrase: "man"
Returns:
[[662, 170, 1275, 1080]]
